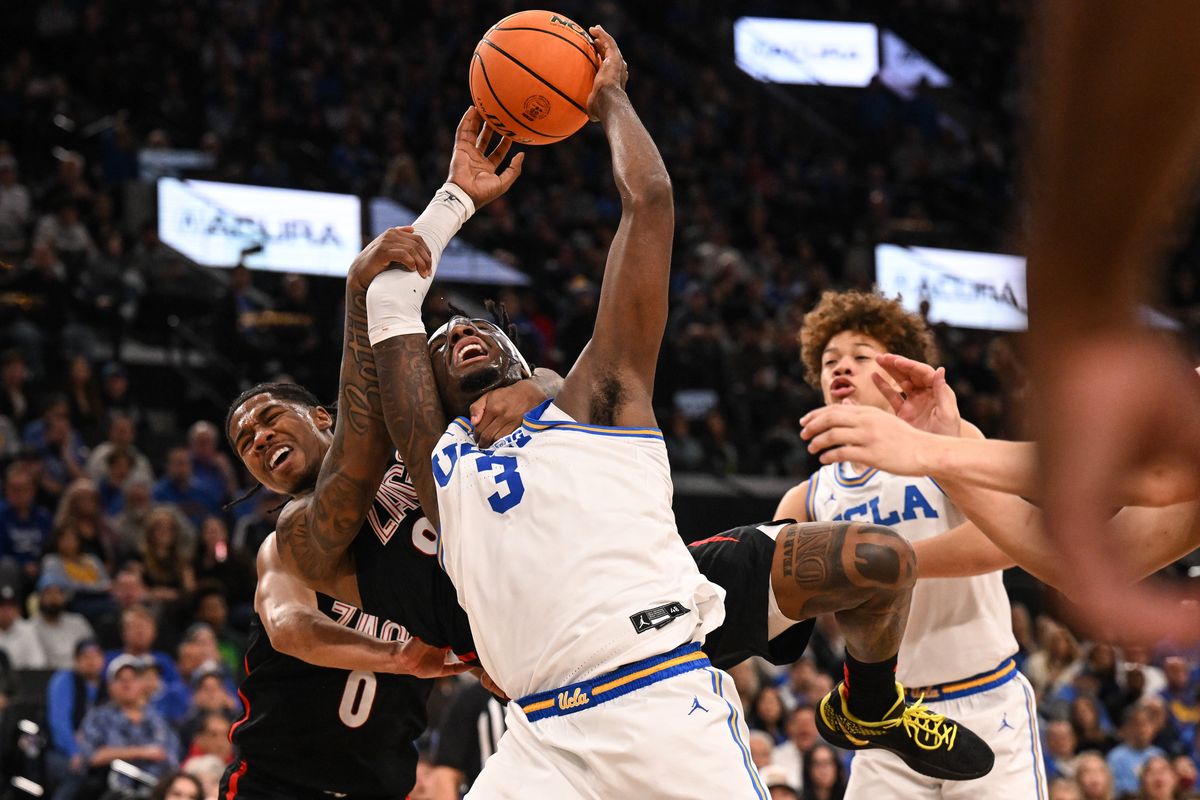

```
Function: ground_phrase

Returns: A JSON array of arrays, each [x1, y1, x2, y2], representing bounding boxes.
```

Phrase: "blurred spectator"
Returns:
[[1071, 695, 1120, 755], [0, 462, 52, 586], [61, 354, 104, 442], [800, 742, 847, 800], [138, 505, 197, 604], [154, 446, 222, 530], [759, 763, 799, 800], [106, 604, 183, 690], [85, 411, 154, 486], [0, 350, 37, 428], [178, 668, 237, 753], [2, 243, 71, 377], [1163, 656, 1199, 754], [93, 566, 148, 649], [183, 709, 233, 764], [748, 729, 775, 771], [1138, 754, 1179, 800], [182, 752, 226, 800], [40, 521, 112, 602], [1026, 622, 1081, 699], [54, 477, 116, 568], [44, 638, 105, 800], [1048, 778, 1084, 800], [748, 684, 788, 744], [33, 199, 96, 263], [1075, 750, 1116, 800], [665, 411, 705, 471], [1174, 755, 1198, 797], [32, 572, 94, 668], [229, 489, 282, 554], [1108, 705, 1168, 796], [773, 704, 820, 791], [193, 517, 254, 616], [1045, 719, 1080, 781], [0, 582, 46, 667], [97, 446, 135, 516], [99, 362, 143, 432], [23, 394, 87, 499], [78, 654, 180, 793], [112, 476, 175, 556], [0, 154, 31, 257], [187, 421, 237, 507], [191, 583, 247, 672], [150, 771, 204, 800]]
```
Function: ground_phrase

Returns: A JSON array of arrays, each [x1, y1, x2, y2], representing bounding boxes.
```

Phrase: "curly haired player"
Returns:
[[777, 289, 1046, 800]]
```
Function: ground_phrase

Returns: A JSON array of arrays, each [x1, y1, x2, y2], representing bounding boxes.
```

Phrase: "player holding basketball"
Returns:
[[776, 290, 1046, 799], [363, 28, 991, 799]]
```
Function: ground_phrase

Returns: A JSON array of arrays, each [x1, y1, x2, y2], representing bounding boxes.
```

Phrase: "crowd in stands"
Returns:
[[0, 1, 1197, 798]]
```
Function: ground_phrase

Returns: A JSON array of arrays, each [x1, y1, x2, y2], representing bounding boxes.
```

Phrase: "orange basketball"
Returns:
[[469, 10, 600, 146]]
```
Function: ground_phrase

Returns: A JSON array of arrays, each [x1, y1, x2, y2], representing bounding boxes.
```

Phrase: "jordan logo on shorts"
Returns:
[[997, 713, 1014, 732], [689, 697, 709, 715]]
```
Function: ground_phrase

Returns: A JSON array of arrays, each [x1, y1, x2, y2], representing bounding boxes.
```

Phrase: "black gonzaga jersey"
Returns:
[[229, 454, 476, 799], [350, 455, 477, 665], [230, 597, 430, 799], [688, 522, 816, 671]]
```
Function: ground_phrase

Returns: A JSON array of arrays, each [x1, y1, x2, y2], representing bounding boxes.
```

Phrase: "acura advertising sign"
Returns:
[[157, 178, 363, 276]]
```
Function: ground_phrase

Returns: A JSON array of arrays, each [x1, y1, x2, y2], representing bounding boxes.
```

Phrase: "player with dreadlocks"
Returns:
[[216, 119, 553, 799]]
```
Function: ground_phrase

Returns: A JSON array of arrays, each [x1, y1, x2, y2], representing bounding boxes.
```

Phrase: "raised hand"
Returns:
[[347, 225, 432, 287], [872, 354, 962, 436], [800, 404, 937, 475], [586, 25, 629, 121], [448, 107, 526, 209]]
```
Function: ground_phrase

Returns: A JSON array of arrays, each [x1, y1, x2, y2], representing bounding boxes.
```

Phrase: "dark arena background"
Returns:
[[1, 2, 1199, 799]]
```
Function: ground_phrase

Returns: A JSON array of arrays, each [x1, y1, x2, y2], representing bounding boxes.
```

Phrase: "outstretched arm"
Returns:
[[553, 27, 673, 428], [368, 109, 525, 526], [276, 228, 432, 585], [256, 534, 467, 677]]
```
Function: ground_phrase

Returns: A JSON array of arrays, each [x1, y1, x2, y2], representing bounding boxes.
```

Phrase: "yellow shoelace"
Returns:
[[897, 697, 958, 752]]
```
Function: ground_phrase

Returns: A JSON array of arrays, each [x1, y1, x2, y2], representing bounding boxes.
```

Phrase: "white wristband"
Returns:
[[366, 183, 476, 345]]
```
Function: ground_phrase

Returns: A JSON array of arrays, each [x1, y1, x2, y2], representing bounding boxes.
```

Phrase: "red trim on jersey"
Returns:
[[228, 655, 251, 742], [456, 650, 479, 665], [225, 760, 248, 799], [687, 535, 740, 547]]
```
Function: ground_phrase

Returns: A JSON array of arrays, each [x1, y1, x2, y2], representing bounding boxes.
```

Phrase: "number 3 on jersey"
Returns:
[[433, 443, 525, 513]]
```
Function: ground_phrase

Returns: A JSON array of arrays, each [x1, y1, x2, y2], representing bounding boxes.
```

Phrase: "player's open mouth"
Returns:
[[830, 378, 855, 399], [267, 445, 292, 472], [453, 337, 489, 367]]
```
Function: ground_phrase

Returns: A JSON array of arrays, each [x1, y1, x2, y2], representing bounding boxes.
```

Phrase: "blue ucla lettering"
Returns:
[[901, 485, 938, 520], [841, 503, 869, 521], [432, 442, 475, 487], [869, 496, 901, 526], [830, 486, 939, 524]]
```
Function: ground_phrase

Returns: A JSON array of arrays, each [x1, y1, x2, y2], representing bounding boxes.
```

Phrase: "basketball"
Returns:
[[469, 10, 600, 146]]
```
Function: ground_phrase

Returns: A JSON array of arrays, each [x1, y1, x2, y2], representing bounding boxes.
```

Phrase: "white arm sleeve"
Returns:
[[366, 183, 475, 345]]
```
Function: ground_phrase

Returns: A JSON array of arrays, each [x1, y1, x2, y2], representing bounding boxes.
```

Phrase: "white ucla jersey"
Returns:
[[433, 400, 726, 699], [807, 463, 1017, 687]]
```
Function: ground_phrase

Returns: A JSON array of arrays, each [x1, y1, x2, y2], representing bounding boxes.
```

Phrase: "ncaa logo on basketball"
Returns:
[[549, 14, 593, 44], [522, 95, 551, 122], [557, 687, 590, 710]]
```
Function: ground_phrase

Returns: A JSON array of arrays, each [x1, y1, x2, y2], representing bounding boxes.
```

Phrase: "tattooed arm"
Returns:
[[369, 110, 524, 526], [276, 229, 432, 585], [771, 521, 915, 663]]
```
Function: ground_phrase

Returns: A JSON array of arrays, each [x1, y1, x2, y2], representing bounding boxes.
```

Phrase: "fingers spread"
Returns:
[[488, 135, 513, 166], [457, 106, 482, 140]]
